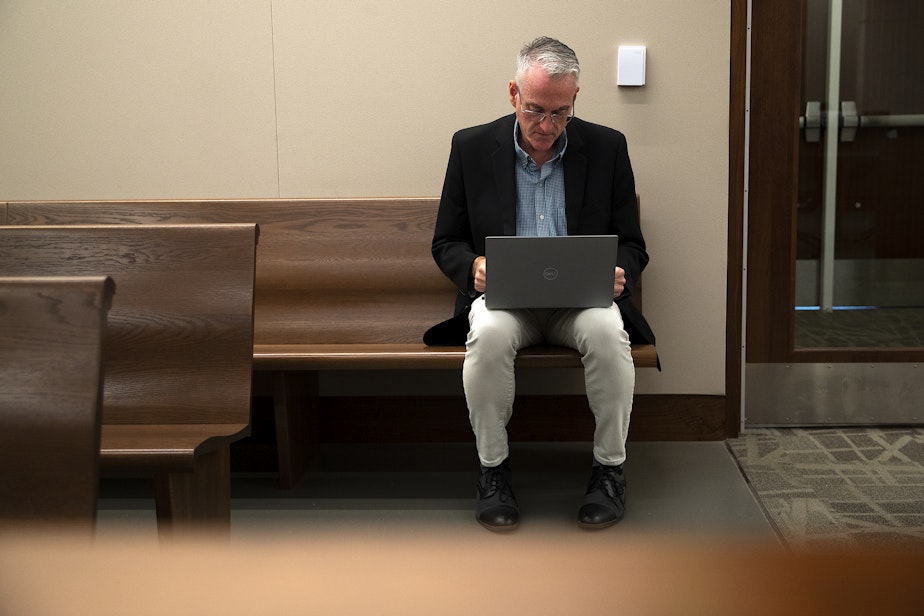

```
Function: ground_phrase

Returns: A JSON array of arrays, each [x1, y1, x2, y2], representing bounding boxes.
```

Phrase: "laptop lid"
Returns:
[[484, 235, 618, 309]]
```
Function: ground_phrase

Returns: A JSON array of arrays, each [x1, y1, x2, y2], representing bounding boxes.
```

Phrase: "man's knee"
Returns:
[[577, 309, 628, 345], [468, 304, 525, 351]]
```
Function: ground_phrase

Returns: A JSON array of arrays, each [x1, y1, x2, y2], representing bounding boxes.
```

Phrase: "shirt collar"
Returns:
[[513, 118, 568, 168]]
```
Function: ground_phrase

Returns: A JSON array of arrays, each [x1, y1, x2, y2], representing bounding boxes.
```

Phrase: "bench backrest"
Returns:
[[0, 224, 257, 426], [1, 198, 643, 346], [0, 276, 113, 527], [3, 200, 456, 345]]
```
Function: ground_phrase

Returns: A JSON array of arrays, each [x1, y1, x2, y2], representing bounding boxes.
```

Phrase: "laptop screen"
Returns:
[[484, 235, 618, 309]]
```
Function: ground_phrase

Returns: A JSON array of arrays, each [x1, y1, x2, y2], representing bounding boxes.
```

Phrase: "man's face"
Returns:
[[508, 68, 578, 159]]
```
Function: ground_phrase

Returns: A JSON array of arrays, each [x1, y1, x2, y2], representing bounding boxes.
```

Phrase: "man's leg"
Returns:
[[463, 297, 543, 467], [463, 297, 542, 530], [547, 304, 634, 528]]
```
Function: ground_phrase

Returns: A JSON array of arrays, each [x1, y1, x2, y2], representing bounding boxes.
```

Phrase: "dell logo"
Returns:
[[542, 267, 559, 281]]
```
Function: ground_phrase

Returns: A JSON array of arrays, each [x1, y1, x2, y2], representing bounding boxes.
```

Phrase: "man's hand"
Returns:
[[614, 266, 626, 298], [472, 256, 487, 293]]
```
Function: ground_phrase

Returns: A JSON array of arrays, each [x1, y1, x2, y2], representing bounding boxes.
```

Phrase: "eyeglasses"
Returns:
[[516, 87, 574, 126]]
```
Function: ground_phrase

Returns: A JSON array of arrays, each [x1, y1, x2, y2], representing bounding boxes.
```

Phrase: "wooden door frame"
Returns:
[[727, 0, 748, 437], [744, 0, 805, 366]]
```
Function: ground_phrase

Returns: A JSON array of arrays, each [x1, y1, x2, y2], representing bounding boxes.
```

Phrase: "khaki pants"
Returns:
[[464, 295, 635, 468]]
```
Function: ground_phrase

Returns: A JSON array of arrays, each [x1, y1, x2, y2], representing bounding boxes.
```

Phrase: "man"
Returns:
[[428, 36, 656, 531]]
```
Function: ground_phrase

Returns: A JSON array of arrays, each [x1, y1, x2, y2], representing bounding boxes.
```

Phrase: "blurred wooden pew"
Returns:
[[0, 276, 114, 531], [0, 224, 257, 534]]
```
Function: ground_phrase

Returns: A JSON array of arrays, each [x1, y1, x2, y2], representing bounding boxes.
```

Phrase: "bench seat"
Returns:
[[100, 423, 250, 472], [253, 343, 659, 371]]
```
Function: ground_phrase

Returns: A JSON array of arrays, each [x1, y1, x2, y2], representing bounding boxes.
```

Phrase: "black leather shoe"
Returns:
[[476, 459, 519, 531], [578, 463, 626, 529]]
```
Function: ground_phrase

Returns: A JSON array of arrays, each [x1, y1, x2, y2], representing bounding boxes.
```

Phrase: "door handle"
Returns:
[[801, 101, 823, 143], [840, 100, 924, 142], [840, 101, 858, 142]]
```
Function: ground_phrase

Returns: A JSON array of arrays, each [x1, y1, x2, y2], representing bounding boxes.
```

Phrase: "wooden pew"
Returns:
[[0, 225, 258, 533], [3, 199, 657, 488], [0, 276, 114, 532]]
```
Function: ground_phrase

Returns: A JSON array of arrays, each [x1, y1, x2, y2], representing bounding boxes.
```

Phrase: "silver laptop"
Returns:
[[484, 235, 618, 309]]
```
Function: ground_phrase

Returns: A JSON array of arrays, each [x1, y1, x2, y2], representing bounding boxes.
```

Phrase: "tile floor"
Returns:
[[98, 441, 777, 543]]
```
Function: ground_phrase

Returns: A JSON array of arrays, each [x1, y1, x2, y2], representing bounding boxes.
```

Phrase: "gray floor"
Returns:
[[98, 441, 778, 543]]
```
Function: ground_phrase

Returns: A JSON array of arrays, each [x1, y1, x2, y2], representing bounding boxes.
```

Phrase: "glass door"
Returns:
[[796, 0, 924, 348], [743, 0, 924, 428]]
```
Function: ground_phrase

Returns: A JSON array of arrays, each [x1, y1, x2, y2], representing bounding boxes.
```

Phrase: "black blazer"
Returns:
[[427, 113, 656, 348]]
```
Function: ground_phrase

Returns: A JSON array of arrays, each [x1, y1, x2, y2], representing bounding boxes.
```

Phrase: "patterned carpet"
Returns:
[[727, 427, 924, 551]]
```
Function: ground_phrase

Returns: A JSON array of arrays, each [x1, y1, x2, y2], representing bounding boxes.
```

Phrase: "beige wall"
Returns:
[[0, 0, 731, 396]]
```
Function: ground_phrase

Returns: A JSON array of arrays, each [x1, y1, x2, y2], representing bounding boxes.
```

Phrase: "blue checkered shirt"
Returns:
[[514, 120, 568, 237]]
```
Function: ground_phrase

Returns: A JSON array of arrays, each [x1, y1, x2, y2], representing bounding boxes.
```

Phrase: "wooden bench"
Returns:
[[2, 199, 657, 488], [0, 224, 258, 533], [0, 276, 113, 532]]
